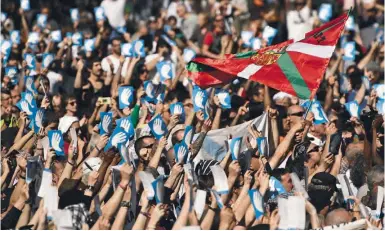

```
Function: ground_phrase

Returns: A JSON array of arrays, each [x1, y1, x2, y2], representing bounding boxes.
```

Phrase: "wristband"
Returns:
[[86, 185, 95, 191], [208, 205, 218, 212], [120, 201, 131, 208], [140, 211, 150, 218], [19, 175, 26, 180]]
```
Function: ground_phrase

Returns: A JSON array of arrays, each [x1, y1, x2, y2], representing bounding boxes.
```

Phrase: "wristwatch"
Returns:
[[120, 201, 131, 208], [86, 185, 95, 191]]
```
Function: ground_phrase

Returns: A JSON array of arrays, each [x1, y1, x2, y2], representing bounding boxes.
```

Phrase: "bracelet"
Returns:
[[36, 148, 43, 150], [19, 175, 26, 180], [95, 146, 101, 152], [140, 211, 150, 218], [208, 205, 218, 211], [67, 160, 74, 166], [120, 201, 131, 208]]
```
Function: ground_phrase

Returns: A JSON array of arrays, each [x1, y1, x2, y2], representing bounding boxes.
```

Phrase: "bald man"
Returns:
[[287, 105, 305, 127], [324, 208, 353, 226]]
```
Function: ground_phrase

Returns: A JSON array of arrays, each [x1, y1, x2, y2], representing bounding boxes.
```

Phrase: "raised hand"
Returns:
[[176, 145, 187, 163], [102, 115, 112, 133], [25, 77, 34, 93], [35, 110, 44, 128], [201, 119, 212, 133], [21, 101, 32, 115], [120, 163, 134, 184], [173, 104, 183, 115], [88, 171, 99, 186], [153, 118, 164, 135], [134, 41, 144, 56], [111, 132, 127, 147], [195, 91, 205, 108], [228, 160, 241, 179], [160, 64, 172, 79], [121, 88, 132, 105], [52, 132, 63, 152], [17, 156, 27, 171], [145, 83, 154, 98], [232, 139, 241, 157], [157, 137, 168, 151], [25, 93, 34, 108], [25, 54, 33, 66], [120, 119, 131, 133], [325, 123, 337, 136]]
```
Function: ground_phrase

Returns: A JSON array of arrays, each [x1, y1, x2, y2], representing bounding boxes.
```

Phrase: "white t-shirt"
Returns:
[[100, 0, 126, 28], [286, 6, 316, 41], [101, 55, 130, 77]]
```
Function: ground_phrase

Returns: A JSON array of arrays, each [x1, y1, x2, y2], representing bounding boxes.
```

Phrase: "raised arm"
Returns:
[[100, 164, 133, 220], [148, 137, 167, 169], [269, 122, 304, 169], [111, 56, 126, 97], [357, 41, 379, 70], [74, 60, 84, 89]]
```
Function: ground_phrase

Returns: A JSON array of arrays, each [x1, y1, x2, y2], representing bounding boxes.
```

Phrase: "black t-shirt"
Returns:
[[74, 80, 110, 116]]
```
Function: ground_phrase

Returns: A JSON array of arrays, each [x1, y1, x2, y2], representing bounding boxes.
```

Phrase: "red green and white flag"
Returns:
[[187, 12, 349, 99]]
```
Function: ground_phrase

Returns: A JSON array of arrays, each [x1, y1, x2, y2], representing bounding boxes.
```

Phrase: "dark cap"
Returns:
[[308, 172, 337, 212]]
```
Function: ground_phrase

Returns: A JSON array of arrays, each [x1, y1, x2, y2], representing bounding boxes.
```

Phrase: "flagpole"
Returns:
[[303, 99, 314, 121]]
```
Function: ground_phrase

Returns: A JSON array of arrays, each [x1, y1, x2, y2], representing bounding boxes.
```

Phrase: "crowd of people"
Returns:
[[0, 0, 384, 229]]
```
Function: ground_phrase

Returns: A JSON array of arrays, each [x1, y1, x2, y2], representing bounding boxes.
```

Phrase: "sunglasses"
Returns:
[[289, 111, 304, 117], [68, 101, 77, 106]]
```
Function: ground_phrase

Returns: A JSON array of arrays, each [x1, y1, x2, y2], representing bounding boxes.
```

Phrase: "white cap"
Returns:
[[58, 115, 79, 134]]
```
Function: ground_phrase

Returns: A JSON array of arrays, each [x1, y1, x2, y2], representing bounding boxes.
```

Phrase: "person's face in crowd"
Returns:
[[249, 156, 261, 171], [52, 95, 62, 112], [294, 0, 306, 10], [1, 92, 12, 109], [112, 40, 122, 56], [37, 78, 50, 94], [280, 173, 293, 192], [149, 20, 157, 32], [91, 62, 102, 77], [176, 5, 187, 18], [168, 18, 177, 28], [52, 161, 64, 186], [252, 87, 265, 103], [166, 148, 176, 166], [7, 59, 18, 67], [305, 144, 321, 168], [183, 99, 193, 116], [324, 208, 353, 226], [10, 89, 20, 106], [66, 98, 78, 114], [214, 15, 225, 32], [138, 137, 156, 163], [310, 123, 326, 139], [197, 13, 208, 27], [41, 7, 50, 17], [139, 66, 149, 81], [162, 104, 171, 124], [174, 130, 185, 143], [287, 105, 304, 127], [367, 70, 380, 84], [111, 98, 120, 118]]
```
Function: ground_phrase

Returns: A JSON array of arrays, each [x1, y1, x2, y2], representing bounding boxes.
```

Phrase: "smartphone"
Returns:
[[98, 97, 111, 105], [329, 132, 342, 155]]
